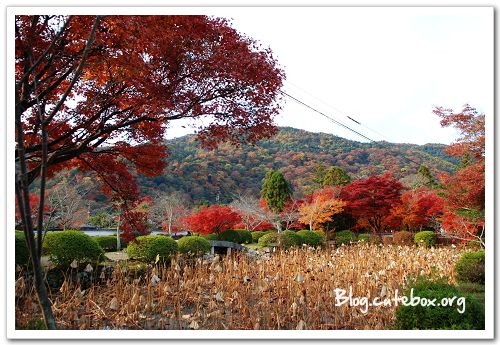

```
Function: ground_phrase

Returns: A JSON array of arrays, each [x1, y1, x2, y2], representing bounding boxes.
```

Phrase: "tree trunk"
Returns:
[[276, 221, 282, 233], [31, 250, 57, 329]]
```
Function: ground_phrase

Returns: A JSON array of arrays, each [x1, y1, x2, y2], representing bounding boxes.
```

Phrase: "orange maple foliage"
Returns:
[[388, 188, 444, 232], [299, 187, 346, 231]]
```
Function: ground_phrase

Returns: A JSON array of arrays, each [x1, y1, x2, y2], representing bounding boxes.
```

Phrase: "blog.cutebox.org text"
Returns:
[[333, 286, 466, 314]]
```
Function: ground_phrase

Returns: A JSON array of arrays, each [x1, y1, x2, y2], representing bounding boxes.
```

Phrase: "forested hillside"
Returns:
[[137, 127, 458, 203]]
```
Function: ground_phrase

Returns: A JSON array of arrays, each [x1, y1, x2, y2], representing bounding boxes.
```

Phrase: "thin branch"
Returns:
[[45, 16, 103, 123]]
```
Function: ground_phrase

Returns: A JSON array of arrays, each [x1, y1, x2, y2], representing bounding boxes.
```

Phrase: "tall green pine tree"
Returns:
[[261, 169, 292, 214]]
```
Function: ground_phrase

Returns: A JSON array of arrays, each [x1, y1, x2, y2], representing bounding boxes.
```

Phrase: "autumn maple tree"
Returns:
[[340, 173, 404, 233], [298, 187, 346, 231], [183, 205, 241, 235], [148, 191, 189, 235], [434, 105, 485, 246], [15, 15, 284, 328], [388, 188, 444, 232], [230, 194, 268, 232]]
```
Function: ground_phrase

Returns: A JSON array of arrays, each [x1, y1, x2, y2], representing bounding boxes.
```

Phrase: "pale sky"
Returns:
[[165, 7, 493, 145]]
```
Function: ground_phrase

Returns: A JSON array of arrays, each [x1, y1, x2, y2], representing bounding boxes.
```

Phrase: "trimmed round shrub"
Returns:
[[414, 231, 437, 248], [251, 231, 271, 243], [296, 230, 322, 247], [455, 250, 485, 285], [202, 233, 219, 241], [395, 277, 484, 329], [42, 230, 104, 268], [313, 230, 327, 246], [94, 235, 124, 252], [15, 231, 30, 267], [178, 236, 211, 256], [258, 232, 300, 250], [393, 231, 414, 245], [333, 230, 356, 245], [218, 229, 241, 243], [234, 230, 253, 244], [127, 235, 178, 263], [283, 230, 302, 247]]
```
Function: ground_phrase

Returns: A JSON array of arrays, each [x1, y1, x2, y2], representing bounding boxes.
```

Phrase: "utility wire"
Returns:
[[280, 90, 376, 143], [285, 80, 392, 141], [280, 89, 423, 168]]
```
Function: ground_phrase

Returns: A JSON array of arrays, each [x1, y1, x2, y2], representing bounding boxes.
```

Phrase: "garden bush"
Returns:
[[333, 230, 356, 245], [202, 233, 219, 241], [178, 236, 211, 256], [296, 230, 323, 247], [235, 230, 253, 244], [283, 230, 302, 247], [42, 230, 104, 268], [393, 231, 414, 245], [395, 276, 484, 329], [251, 231, 271, 243], [218, 229, 241, 243], [94, 235, 124, 252], [357, 233, 371, 242], [455, 250, 485, 285], [414, 231, 437, 248], [15, 231, 30, 267], [258, 232, 300, 250], [313, 230, 327, 246], [127, 235, 178, 263]]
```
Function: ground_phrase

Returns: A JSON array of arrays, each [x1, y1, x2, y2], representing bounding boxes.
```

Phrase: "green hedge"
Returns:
[[358, 233, 371, 242], [15, 231, 30, 267], [283, 230, 302, 247], [333, 230, 356, 245], [258, 232, 300, 250], [94, 235, 124, 252], [296, 230, 323, 247], [202, 233, 219, 241], [414, 231, 437, 248], [395, 276, 484, 329], [234, 230, 253, 244], [251, 231, 271, 243], [313, 230, 327, 245], [127, 235, 178, 263], [42, 230, 104, 268], [218, 229, 241, 243], [178, 236, 211, 256], [455, 250, 485, 285]]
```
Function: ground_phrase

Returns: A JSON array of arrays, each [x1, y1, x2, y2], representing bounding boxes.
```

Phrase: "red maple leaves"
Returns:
[[340, 173, 404, 233], [16, 15, 285, 240], [183, 205, 241, 235]]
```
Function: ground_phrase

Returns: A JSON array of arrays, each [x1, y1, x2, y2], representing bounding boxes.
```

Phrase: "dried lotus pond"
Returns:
[[15, 243, 468, 330]]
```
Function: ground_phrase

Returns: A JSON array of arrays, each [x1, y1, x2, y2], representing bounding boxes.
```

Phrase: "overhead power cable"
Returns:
[[279, 90, 376, 143], [280, 89, 423, 168], [285, 80, 392, 141]]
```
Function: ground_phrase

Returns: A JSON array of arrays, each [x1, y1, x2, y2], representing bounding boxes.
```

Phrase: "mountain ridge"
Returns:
[[137, 127, 458, 203]]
